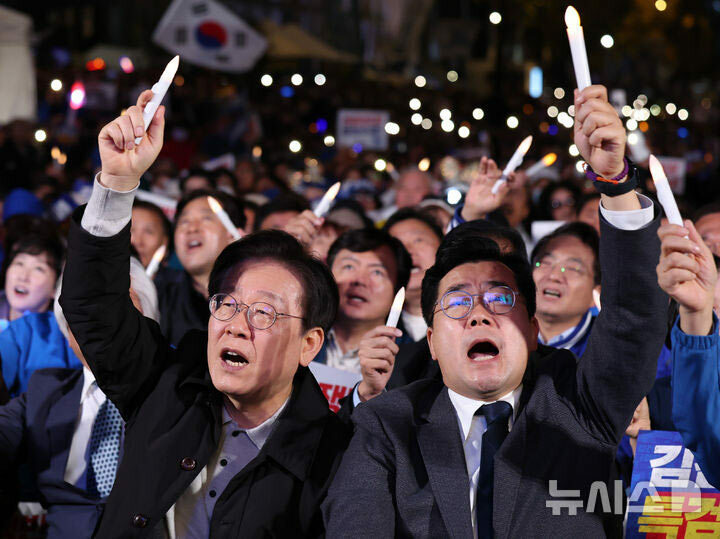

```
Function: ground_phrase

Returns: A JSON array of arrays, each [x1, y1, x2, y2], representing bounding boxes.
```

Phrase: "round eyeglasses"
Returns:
[[432, 286, 518, 320], [208, 293, 304, 330]]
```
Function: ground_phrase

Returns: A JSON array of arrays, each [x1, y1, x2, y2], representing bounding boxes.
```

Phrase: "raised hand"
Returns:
[[357, 325, 402, 402], [283, 210, 324, 248], [461, 157, 512, 221], [657, 220, 717, 335], [574, 85, 625, 179], [98, 90, 165, 191]]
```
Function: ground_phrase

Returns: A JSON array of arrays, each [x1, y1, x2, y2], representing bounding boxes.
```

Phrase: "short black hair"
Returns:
[[133, 199, 172, 242], [422, 235, 536, 326], [693, 202, 720, 223], [444, 220, 527, 260], [383, 207, 444, 241], [2, 232, 64, 286], [253, 193, 310, 232], [531, 221, 600, 286], [326, 228, 411, 293], [175, 190, 246, 231], [180, 169, 216, 193], [208, 229, 338, 333]]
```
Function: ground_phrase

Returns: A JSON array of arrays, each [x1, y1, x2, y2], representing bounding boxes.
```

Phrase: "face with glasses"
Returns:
[[427, 261, 538, 401], [206, 261, 323, 411], [533, 236, 598, 323], [549, 188, 577, 222]]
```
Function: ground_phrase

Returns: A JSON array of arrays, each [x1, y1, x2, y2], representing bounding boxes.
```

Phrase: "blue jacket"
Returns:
[[0, 312, 81, 397], [671, 316, 720, 488]]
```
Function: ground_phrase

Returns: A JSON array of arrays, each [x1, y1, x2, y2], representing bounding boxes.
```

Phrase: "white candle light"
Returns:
[[565, 6, 592, 91], [525, 153, 558, 178], [492, 135, 533, 194], [207, 196, 243, 241], [649, 155, 683, 226], [145, 244, 166, 278], [134, 55, 179, 145], [386, 287, 406, 328], [313, 181, 341, 218]]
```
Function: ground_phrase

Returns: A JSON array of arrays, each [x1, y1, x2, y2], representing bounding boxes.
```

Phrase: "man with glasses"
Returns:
[[324, 85, 668, 537], [531, 222, 600, 358], [59, 91, 351, 537]]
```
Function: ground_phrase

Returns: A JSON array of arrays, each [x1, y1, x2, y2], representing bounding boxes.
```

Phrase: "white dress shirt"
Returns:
[[401, 311, 428, 342], [168, 399, 288, 539], [64, 367, 108, 487], [448, 386, 522, 539]]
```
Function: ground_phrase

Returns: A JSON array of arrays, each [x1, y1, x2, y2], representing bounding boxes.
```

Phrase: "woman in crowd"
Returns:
[[0, 233, 63, 332]]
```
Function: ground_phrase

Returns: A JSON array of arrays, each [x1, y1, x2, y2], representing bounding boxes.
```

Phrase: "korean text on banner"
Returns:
[[308, 363, 362, 413], [626, 430, 720, 538]]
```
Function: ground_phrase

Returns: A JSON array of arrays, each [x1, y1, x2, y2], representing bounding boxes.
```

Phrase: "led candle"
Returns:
[[565, 7, 592, 91], [207, 196, 243, 241], [145, 244, 166, 278], [134, 55, 179, 145], [313, 181, 341, 218], [525, 153, 558, 177], [492, 135, 533, 194], [385, 287, 406, 328], [649, 155, 683, 226]]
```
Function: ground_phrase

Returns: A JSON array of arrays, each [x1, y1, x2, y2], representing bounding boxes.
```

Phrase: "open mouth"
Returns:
[[13, 286, 29, 296], [187, 240, 203, 251], [347, 293, 368, 305], [542, 288, 562, 299], [411, 266, 421, 274], [467, 340, 500, 361], [221, 348, 248, 368]]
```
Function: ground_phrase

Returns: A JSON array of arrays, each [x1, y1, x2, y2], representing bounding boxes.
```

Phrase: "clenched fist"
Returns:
[[357, 325, 403, 402], [98, 89, 165, 192]]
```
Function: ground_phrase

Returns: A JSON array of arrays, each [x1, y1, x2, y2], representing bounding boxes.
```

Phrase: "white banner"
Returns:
[[152, 0, 266, 73], [135, 190, 178, 221], [0, 6, 36, 124], [336, 109, 389, 151], [308, 362, 362, 413]]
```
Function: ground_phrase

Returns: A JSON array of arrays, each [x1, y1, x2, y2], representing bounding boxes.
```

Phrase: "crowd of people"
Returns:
[[0, 68, 718, 538]]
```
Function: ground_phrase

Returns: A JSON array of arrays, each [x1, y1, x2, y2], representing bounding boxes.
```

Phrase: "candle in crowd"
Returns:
[[385, 287, 406, 329], [492, 135, 533, 194], [649, 155, 683, 226], [525, 153, 558, 178], [134, 55, 180, 145], [313, 181, 341, 218], [565, 6, 592, 91], [207, 196, 243, 241], [145, 245, 166, 278]]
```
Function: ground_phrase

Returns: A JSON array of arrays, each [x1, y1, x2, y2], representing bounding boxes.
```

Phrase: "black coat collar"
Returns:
[[177, 331, 332, 481]]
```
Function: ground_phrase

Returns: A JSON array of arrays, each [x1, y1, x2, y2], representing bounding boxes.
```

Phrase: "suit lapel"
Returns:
[[46, 371, 84, 481], [417, 387, 474, 539]]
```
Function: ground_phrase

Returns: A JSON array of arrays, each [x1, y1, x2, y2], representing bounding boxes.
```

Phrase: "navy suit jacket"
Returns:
[[0, 368, 104, 539]]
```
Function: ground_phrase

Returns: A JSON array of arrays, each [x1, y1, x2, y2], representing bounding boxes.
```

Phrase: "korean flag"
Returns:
[[152, 0, 266, 73]]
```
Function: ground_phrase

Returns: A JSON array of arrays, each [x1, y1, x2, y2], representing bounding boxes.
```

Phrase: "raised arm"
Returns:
[[571, 85, 667, 443], [657, 220, 720, 487], [60, 91, 169, 419]]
